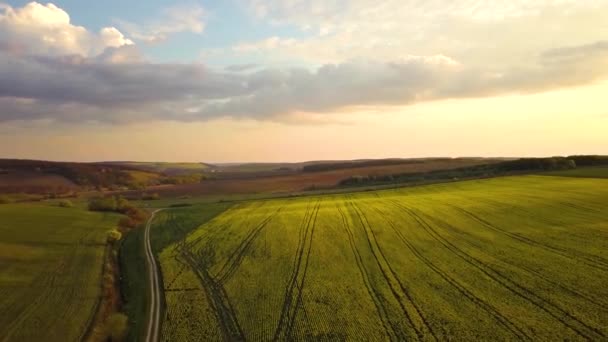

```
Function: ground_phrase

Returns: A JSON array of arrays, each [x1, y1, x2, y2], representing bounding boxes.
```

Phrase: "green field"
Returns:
[[122, 162, 210, 173], [542, 166, 608, 179], [152, 175, 608, 341], [0, 202, 120, 341]]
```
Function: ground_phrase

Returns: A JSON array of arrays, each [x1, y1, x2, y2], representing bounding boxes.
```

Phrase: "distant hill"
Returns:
[[211, 158, 461, 172], [100, 161, 214, 175], [0, 159, 164, 194], [122, 157, 505, 198], [3, 156, 605, 198]]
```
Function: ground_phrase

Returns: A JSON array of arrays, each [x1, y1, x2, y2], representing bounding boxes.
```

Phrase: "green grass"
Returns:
[[119, 228, 148, 342], [541, 166, 608, 179], [0, 202, 121, 341], [153, 175, 608, 340]]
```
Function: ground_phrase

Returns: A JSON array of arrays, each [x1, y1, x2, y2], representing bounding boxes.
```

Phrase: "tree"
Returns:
[[57, 199, 73, 208], [88, 197, 117, 212]]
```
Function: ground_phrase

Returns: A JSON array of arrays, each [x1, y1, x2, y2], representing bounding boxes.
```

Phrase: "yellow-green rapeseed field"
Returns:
[[155, 175, 608, 341]]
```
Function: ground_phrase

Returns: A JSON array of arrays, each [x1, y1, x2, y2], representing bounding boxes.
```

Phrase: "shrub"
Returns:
[[89, 196, 142, 216], [57, 199, 74, 208], [0, 195, 11, 204], [105, 313, 128, 341], [125, 207, 147, 222], [141, 193, 160, 200], [107, 229, 122, 243], [88, 197, 117, 212]]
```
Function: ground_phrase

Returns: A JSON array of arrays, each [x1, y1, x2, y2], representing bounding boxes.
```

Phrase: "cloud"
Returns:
[[238, 1, 608, 66], [2, 40, 608, 124], [1, 2, 608, 125], [541, 40, 608, 62], [118, 3, 206, 43], [0, 2, 132, 57], [224, 63, 260, 72]]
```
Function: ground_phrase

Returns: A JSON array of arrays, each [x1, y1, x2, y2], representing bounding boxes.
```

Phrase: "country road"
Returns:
[[144, 209, 163, 342]]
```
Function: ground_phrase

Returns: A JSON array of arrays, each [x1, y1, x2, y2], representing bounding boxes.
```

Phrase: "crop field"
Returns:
[[542, 166, 608, 179], [154, 175, 608, 341], [140, 158, 497, 199], [0, 202, 120, 341]]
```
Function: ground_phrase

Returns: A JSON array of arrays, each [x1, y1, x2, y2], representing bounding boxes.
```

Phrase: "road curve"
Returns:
[[144, 209, 163, 342]]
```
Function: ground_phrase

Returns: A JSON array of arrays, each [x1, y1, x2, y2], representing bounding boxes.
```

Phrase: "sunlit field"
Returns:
[[153, 176, 608, 341]]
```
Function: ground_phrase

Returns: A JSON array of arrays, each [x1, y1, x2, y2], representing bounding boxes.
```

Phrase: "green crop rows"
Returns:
[[154, 175, 608, 341], [0, 202, 121, 341]]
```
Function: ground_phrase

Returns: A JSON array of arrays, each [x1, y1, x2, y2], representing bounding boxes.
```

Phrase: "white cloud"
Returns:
[[1, 1, 608, 125], [0, 2, 132, 57], [118, 3, 206, 43], [240, 0, 608, 67], [2, 40, 608, 124], [100, 27, 134, 48]]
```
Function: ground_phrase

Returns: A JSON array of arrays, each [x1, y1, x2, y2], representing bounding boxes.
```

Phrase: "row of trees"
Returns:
[[89, 195, 148, 341], [339, 157, 579, 187], [88, 196, 148, 230]]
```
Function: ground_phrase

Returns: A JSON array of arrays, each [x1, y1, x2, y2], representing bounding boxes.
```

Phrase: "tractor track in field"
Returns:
[[273, 200, 321, 341], [451, 205, 608, 272], [392, 200, 606, 341], [181, 202, 266, 253], [185, 222, 231, 254], [336, 203, 403, 341], [480, 196, 608, 236], [371, 204, 531, 340], [163, 287, 202, 292], [429, 205, 608, 311], [167, 207, 258, 342], [165, 261, 188, 290], [348, 200, 437, 342], [180, 248, 245, 341], [216, 206, 284, 285], [285, 201, 321, 339], [521, 193, 605, 216]]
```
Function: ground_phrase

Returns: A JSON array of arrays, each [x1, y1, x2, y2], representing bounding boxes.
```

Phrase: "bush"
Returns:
[[105, 313, 128, 341], [0, 195, 11, 204], [88, 197, 118, 212], [125, 207, 147, 221], [141, 193, 160, 200], [57, 199, 73, 208], [89, 196, 140, 214], [107, 229, 122, 243]]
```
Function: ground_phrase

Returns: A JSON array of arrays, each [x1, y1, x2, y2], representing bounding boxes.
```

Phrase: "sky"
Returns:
[[0, 1, 607, 162]]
